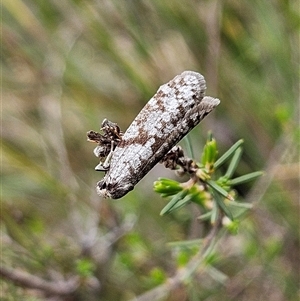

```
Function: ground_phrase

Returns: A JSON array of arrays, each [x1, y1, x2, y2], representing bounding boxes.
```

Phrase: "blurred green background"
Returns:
[[1, 0, 299, 300]]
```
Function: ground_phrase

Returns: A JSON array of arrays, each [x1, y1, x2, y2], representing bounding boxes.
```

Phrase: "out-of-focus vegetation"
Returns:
[[1, 0, 299, 300]]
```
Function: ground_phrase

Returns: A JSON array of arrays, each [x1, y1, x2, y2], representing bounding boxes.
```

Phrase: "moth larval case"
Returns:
[[95, 71, 220, 199]]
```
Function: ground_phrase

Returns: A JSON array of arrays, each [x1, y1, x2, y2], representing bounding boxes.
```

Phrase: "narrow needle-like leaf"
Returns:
[[214, 191, 233, 221], [160, 190, 188, 215], [224, 147, 243, 178], [228, 171, 264, 186], [162, 194, 193, 215], [207, 180, 234, 201], [214, 139, 244, 169]]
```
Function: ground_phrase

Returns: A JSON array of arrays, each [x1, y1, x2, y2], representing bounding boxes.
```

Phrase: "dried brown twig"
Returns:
[[0, 265, 80, 296]]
